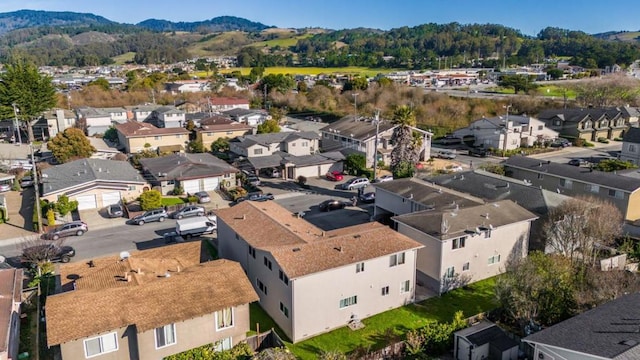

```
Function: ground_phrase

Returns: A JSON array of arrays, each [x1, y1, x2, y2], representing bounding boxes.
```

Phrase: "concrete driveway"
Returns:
[[0, 188, 37, 242]]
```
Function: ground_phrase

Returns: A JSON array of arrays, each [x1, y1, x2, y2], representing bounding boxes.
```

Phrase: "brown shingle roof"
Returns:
[[47, 244, 258, 346], [115, 120, 189, 137], [0, 269, 23, 353], [216, 202, 424, 278]]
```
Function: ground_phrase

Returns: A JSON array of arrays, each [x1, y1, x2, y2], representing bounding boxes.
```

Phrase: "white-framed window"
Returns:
[[381, 286, 389, 296], [488, 254, 501, 265], [356, 262, 365, 273], [608, 189, 624, 199], [254, 148, 263, 155], [445, 266, 455, 278], [154, 324, 176, 349], [538, 125, 544, 130], [559, 179, 572, 189], [256, 279, 268, 295], [215, 307, 234, 331], [463, 262, 470, 271], [339, 295, 357, 308], [629, 144, 636, 153], [553, 120, 561, 126], [279, 270, 289, 285], [302, 141, 309, 147], [226, 131, 233, 135], [128, 185, 136, 191], [263, 256, 272, 270], [214, 337, 232, 352], [175, 134, 181, 138], [84, 332, 118, 358], [389, 252, 406, 267], [452, 236, 466, 250], [280, 302, 289, 318], [585, 184, 600, 193], [400, 280, 410, 293]]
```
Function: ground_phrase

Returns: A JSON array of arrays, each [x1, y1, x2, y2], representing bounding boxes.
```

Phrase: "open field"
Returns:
[[214, 66, 396, 77], [250, 33, 312, 48], [111, 52, 135, 65]]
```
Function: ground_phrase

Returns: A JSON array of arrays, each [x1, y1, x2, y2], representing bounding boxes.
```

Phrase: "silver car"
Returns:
[[130, 208, 168, 225], [42, 221, 88, 240], [194, 191, 211, 204], [171, 205, 205, 219]]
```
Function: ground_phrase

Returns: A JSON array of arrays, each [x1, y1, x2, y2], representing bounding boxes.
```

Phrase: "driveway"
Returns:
[[0, 188, 37, 242]]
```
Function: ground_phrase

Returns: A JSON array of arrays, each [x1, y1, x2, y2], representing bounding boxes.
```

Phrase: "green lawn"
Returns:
[[160, 197, 186, 206], [111, 52, 136, 65], [250, 34, 312, 48], [536, 85, 577, 99], [213, 66, 396, 77], [250, 277, 498, 359]]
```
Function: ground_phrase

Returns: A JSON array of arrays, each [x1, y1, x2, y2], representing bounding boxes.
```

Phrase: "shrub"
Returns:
[[187, 196, 198, 204], [139, 190, 162, 211], [584, 141, 595, 147], [614, 137, 623, 141], [597, 137, 610, 144], [172, 186, 184, 196], [297, 175, 307, 185], [56, 195, 78, 216], [46, 209, 56, 227]]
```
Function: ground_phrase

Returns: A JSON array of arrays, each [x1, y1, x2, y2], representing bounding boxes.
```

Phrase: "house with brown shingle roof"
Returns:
[[115, 120, 190, 154], [216, 201, 424, 343], [46, 242, 259, 360], [195, 116, 253, 150], [208, 97, 250, 112]]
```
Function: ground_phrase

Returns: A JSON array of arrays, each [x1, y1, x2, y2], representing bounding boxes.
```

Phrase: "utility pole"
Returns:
[[30, 145, 43, 233], [12, 103, 22, 146], [263, 84, 268, 110], [372, 109, 381, 180], [352, 93, 359, 118], [502, 104, 512, 157]]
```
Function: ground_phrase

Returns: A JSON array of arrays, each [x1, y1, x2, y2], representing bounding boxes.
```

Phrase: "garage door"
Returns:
[[202, 177, 219, 191], [294, 166, 320, 179], [102, 191, 121, 206], [76, 194, 97, 210], [182, 179, 201, 194]]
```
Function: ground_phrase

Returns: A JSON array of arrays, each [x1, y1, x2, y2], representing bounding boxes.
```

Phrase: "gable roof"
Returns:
[[216, 201, 423, 278], [456, 320, 519, 351], [115, 120, 189, 137], [524, 292, 640, 359], [246, 151, 344, 170], [537, 108, 622, 123], [0, 269, 23, 354], [139, 153, 238, 181], [232, 131, 319, 150], [374, 178, 484, 211], [152, 106, 184, 115], [197, 117, 253, 132], [41, 158, 145, 195], [76, 106, 110, 119], [622, 127, 640, 144], [47, 243, 259, 346], [504, 156, 640, 193], [320, 115, 397, 141], [223, 108, 264, 117]]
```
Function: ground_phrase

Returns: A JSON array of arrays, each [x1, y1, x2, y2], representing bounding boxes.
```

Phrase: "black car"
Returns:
[[359, 192, 376, 204], [468, 147, 488, 157], [568, 158, 589, 167], [319, 199, 346, 212], [107, 204, 124, 218], [21, 244, 76, 265]]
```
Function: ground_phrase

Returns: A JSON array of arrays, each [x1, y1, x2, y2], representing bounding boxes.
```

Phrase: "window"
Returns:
[[128, 185, 136, 191], [553, 120, 561, 126], [155, 324, 176, 349], [175, 134, 181, 138], [215, 308, 234, 330], [167, 180, 175, 185], [381, 286, 389, 296], [254, 148, 263, 155], [206, 132, 213, 136], [584, 121, 592, 129], [537, 173, 544, 180], [324, 133, 329, 138], [559, 179, 572, 189], [398, 252, 405, 264], [214, 337, 232, 352], [339, 295, 357, 308], [291, 142, 296, 147], [390, 252, 406, 267], [279, 270, 289, 285], [264, 256, 272, 270], [333, 135, 338, 140], [302, 141, 309, 147], [445, 266, 455, 278], [256, 279, 268, 295], [226, 131, 233, 135], [629, 144, 636, 153], [538, 125, 544, 130], [154, 136, 162, 140], [248, 246, 256, 259], [280, 302, 289, 318], [356, 262, 365, 273], [452, 236, 466, 250], [84, 332, 118, 358], [585, 184, 600, 193], [608, 189, 624, 199], [488, 254, 501, 265], [400, 280, 410, 293], [463, 262, 470, 271]]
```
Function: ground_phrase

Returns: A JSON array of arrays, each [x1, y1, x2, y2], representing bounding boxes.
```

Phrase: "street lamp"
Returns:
[[12, 103, 22, 146], [372, 109, 381, 180]]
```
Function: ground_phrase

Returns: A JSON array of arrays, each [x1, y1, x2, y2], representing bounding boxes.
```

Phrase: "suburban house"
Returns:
[[452, 115, 558, 151], [165, 80, 211, 94], [453, 320, 519, 360], [620, 106, 640, 127], [537, 108, 627, 142], [196, 117, 253, 150], [523, 292, 640, 360], [76, 106, 113, 136], [40, 158, 148, 210], [87, 137, 121, 160], [98, 107, 128, 124], [216, 201, 424, 343], [126, 105, 161, 122], [223, 108, 269, 127], [319, 115, 432, 167], [46, 242, 259, 360], [151, 106, 186, 128], [34, 109, 76, 139], [208, 97, 250, 112], [619, 127, 640, 165], [139, 153, 238, 194], [229, 132, 320, 158], [504, 156, 640, 221], [115, 121, 190, 154], [0, 268, 23, 360]]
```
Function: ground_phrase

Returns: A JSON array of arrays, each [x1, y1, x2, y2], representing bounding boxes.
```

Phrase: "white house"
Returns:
[[152, 106, 186, 128], [97, 107, 128, 124], [76, 107, 112, 136], [619, 127, 640, 165], [223, 109, 269, 127]]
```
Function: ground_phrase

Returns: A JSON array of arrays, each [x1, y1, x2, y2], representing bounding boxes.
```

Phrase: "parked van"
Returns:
[[175, 216, 217, 238], [434, 149, 457, 159]]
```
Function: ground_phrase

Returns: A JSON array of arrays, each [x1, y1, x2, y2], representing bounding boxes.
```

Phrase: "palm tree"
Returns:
[[390, 105, 419, 178]]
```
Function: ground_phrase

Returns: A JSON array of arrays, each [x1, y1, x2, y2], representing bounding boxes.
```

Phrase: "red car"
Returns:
[[326, 171, 344, 181]]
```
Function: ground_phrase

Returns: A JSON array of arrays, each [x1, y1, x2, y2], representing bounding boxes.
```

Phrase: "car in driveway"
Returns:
[[568, 158, 590, 167], [445, 164, 464, 172], [170, 205, 205, 219], [194, 191, 211, 204], [20, 176, 34, 188], [42, 221, 88, 240], [21, 244, 76, 265], [246, 175, 261, 186], [326, 171, 344, 181], [319, 199, 346, 212], [0, 183, 10, 192], [107, 204, 124, 218], [231, 193, 275, 206], [359, 191, 376, 203], [340, 177, 370, 190], [129, 208, 168, 225], [373, 175, 393, 183]]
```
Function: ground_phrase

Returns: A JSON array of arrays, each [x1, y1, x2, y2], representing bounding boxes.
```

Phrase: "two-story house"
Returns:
[[537, 108, 627, 142], [223, 108, 269, 127], [46, 242, 259, 360], [208, 97, 250, 112], [34, 109, 76, 139], [165, 80, 211, 94], [98, 107, 128, 125], [504, 155, 640, 221], [196, 117, 253, 150], [76, 106, 113, 136], [229, 132, 320, 158], [115, 121, 190, 154], [216, 201, 423, 343], [126, 105, 162, 122], [453, 115, 558, 151], [619, 127, 640, 165], [0, 268, 23, 360], [320, 115, 432, 167], [152, 106, 186, 128]]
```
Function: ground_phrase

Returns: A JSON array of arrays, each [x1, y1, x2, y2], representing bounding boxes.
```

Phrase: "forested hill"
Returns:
[[136, 16, 272, 32], [0, 10, 114, 35]]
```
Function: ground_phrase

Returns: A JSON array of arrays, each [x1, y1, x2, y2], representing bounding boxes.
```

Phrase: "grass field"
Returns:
[[250, 34, 312, 48], [111, 52, 135, 65], [213, 66, 396, 77]]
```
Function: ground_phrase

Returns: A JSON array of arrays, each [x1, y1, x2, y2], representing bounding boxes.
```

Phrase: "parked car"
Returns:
[[0, 183, 11, 192], [434, 149, 457, 159], [326, 171, 344, 181], [340, 177, 370, 190], [319, 199, 346, 212], [41, 221, 88, 240], [246, 175, 261, 186], [194, 191, 211, 204], [468, 147, 488, 157], [359, 191, 376, 203], [107, 204, 124, 218], [21, 244, 76, 265], [20, 176, 34, 188], [232, 192, 275, 205], [170, 205, 205, 219], [373, 175, 393, 183], [129, 208, 168, 225], [445, 164, 464, 173], [550, 138, 571, 148], [568, 158, 590, 167]]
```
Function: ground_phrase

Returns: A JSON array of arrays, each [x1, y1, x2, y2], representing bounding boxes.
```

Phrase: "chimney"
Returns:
[[321, 231, 325, 237], [242, 214, 246, 220], [485, 213, 490, 219]]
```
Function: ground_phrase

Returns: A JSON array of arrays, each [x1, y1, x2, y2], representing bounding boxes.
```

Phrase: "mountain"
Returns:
[[592, 30, 640, 42], [136, 16, 272, 33], [0, 9, 114, 35]]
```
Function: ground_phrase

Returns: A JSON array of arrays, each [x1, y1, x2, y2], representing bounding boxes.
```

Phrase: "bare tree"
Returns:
[[17, 235, 68, 268]]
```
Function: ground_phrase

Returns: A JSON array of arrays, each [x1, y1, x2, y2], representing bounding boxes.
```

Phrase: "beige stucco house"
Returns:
[[46, 242, 259, 360], [195, 117, 253, 150], [537, 108, 628, 142], [216, 201, 423, 343], [115, 121, 190, 154], [229, 131, 320, 158], [619, 127, 640, 165]]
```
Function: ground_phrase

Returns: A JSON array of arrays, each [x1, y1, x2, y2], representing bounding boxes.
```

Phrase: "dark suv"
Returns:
[[130, 208, 168, 225], [42, 221, 88, 240], [21, 244, 76, 265], [468, 147, 488, 157]]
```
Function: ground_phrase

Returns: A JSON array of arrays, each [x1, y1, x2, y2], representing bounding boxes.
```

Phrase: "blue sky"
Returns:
[[0, 0, 638, 36]]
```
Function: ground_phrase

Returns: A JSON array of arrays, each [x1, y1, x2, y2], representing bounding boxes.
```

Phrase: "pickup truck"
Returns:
[[175, 216, 217, 239]]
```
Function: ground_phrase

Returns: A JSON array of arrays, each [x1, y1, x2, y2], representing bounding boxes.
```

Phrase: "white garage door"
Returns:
[[203, 177, 219, 191], [295, 166, 320, 179], [318, 163, 333, 175], [182, 179, 201, 194], [102, 191, 121, 206], [76, 194, 97, 210]]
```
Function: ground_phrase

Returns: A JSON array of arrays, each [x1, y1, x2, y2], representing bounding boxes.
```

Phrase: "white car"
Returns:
[[445, 165, 464, 173], [373, 175, 394, 183], [340, 177, 370, 190]]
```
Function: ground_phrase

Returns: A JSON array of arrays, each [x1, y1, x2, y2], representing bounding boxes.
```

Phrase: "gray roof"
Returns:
[[393, 200, 538, 240], [504, 156, 640, 193], [320, 115, 397, 141], [232, 131, 319, 149], [538, 108, 622, 123], [41, 159, 144, 195], [374, 178, 483, 212], [524, 292, 640, 359], [139, 153, 237, 181], [247, 151, 344, 169], [76, 107, 109, 118], [153, 106, 183, 115], [471, 115, 535, 128], [223, 108, 262, 117], [622, 127, 640, 144], [456, 321, 519, 351], [428, 169, 570, 216]]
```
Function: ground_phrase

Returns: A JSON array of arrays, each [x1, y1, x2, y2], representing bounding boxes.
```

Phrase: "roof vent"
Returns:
[[119, 251, 130, 260], [353, 234, 361, 239], [292, 247, 301, 252], [98, 168, 102, 172], [484, 213, 490, 219], [334, 246, 343, 252]]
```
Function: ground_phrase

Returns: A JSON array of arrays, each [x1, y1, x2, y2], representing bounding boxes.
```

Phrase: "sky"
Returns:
[[0, 0, 638, 36]]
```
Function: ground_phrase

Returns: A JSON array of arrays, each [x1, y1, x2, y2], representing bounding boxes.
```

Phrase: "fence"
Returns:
[[246, 329, 285, 352], [355, 341, 406, 360]]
